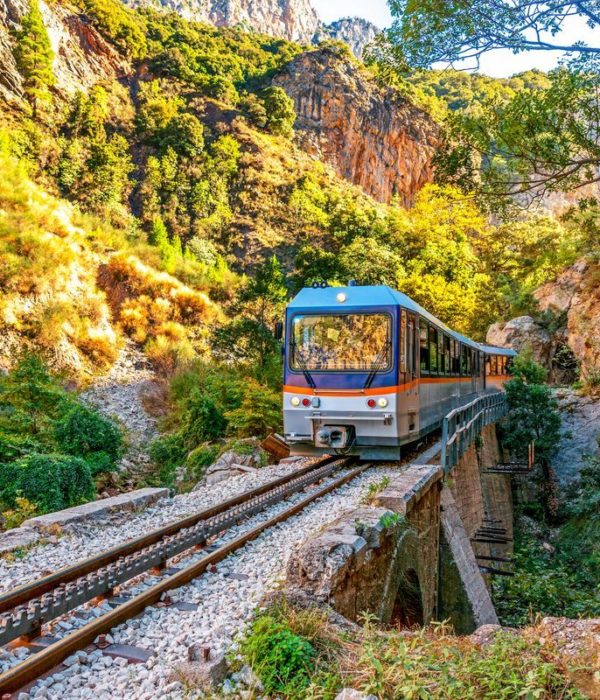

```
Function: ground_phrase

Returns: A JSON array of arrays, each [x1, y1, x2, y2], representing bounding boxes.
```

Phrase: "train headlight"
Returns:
[[336, 292, 347, 303], [290, 396, 301, 407], [378, 398, 389, 408]]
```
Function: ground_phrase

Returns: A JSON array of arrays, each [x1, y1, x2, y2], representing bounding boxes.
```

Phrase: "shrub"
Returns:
[[0, 454, 95, 513], [149, 433, 187, 487], [240, 614, 316, 698], [54, 404, 123, 476], [181, 390, 227, 444], [186, 444, 218, 481], [224, 378, 281, 438]]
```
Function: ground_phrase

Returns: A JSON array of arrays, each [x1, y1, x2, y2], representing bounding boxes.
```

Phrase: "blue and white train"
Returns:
[[283, 285, 516, 460]]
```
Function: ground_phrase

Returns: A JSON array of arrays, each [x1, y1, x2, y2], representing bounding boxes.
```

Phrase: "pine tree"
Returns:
[[12, 0, 55, 116]]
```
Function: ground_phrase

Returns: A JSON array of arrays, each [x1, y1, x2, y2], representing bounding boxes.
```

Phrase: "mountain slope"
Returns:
[[274, 47, 439, 204]]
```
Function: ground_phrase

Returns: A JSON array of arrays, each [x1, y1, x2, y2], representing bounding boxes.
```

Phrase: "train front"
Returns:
[[283, 285, 400, 460]]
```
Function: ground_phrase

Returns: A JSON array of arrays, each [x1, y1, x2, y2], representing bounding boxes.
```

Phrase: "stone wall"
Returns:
[[286, 465, 443, 625], [439, 423, 512, 632], [285, 425, 514, 635]]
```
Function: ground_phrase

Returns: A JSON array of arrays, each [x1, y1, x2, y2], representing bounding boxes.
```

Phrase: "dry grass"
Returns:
[[0, 151, 120, 377]]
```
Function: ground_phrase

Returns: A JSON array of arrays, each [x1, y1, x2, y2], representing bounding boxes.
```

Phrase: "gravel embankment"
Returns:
[[1, 465, 400, 700]]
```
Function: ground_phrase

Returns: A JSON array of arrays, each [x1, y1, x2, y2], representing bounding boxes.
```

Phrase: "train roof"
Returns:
[[476, 343, 517, 357], [288, 285, 516, 356]]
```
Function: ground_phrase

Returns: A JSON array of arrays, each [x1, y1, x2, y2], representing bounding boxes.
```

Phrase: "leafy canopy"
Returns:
[[382, 1, 600, 203]]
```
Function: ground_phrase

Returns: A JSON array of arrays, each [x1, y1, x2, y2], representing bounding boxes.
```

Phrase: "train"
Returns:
[[282, 284, 516, 460]]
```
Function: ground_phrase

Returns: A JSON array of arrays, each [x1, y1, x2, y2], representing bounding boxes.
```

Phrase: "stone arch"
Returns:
[[390, 568, 424, 628]]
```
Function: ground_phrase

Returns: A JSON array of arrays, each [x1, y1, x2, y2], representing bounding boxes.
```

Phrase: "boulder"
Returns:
[[486, 316, 553, 366], [193, 442, 266, 488]]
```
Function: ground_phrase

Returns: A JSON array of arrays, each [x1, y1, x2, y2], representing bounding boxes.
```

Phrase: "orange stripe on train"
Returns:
[[283, 375, 510, 397]]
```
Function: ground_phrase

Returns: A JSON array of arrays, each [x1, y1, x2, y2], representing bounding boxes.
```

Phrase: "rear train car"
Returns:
[[282, 285, 515, 460]]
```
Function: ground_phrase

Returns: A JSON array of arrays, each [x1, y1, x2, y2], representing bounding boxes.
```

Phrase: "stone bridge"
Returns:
[[286, 396, 514, 633]]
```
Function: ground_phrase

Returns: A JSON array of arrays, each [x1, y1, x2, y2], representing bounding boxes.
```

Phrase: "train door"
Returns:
[[400, 309, 419, 438]]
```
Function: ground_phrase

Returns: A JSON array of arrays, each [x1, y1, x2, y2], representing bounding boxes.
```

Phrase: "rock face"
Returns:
[[273, 48, 438, 205], [0, 0, 129, 106], [487, 259, 600, 385], [486, 316, 553, 367], [319, 17, 379, 59], [535, 260, 600, 384], [124, 0, 320, 42], [552, 388, 600, 484]]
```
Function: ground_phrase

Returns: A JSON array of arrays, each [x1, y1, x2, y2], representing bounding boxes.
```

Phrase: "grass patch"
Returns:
[[361, 476, 391, 504], [238, 600, 587, 699]]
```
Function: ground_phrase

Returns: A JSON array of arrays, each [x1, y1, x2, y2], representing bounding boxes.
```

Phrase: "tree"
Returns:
[[262, 87, 296, 138], [0, 354, 68, 440], [213, 256, 287, 372], [382, 1, 600, 202], [502, 349, 562, 518], [12, 0, 55, 116], [54, 404, 123, 476], [386, 0, 600, 69]]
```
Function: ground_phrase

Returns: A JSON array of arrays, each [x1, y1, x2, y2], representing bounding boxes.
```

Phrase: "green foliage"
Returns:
[[361, 475, 391, 504], [213, 256, 287, 370], [261, 87, 296, 137], [1, 497, 38, 529], [0, 355, 123, 516], [240, 614, 317, 698], [224, 378, 281, 438], [0, 454, 95, 513], [180, 390, 227, 443], [12, 0, 55, 115], [148, 433, 187, 487], [242, 600, 583, 699], [54, 404, 122, 476], [77, 0, 147, 58], [0, 354, 68, 441], [502, 350, 560, 466], [493, 522, 600, 626]]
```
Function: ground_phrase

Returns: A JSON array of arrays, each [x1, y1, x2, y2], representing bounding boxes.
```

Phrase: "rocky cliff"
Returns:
[[317, 17, 379, 59], [273, 47, 439, 205], [124, 0, 320, 42], [0, 0, 128, 108], [487, 259, 600, 384]]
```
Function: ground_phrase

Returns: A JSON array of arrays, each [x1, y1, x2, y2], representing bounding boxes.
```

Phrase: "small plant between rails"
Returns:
[[0, 456, 369, 696]]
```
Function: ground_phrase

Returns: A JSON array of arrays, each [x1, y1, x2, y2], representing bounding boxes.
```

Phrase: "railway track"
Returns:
[[0, 456, 369, 696]]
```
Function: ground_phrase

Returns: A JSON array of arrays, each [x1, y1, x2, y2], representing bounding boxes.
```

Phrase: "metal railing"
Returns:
[[441, 392, 508, 473]]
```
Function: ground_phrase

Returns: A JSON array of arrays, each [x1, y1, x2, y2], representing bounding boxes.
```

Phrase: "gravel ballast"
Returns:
[[1, 463, 401, 699]]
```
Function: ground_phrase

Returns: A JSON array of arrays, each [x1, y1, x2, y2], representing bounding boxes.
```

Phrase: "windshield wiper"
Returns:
[[363, 341, 391, 391], [291, 341, 316, 389]]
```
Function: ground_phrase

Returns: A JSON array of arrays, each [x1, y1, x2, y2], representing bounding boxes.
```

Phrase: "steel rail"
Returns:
[[0, 456, 343, 615], [0, 458, 352, 646], [0, 463, 369, 695]]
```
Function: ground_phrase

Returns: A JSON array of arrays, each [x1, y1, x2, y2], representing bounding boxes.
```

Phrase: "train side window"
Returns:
[[501, 356, 507, 375], [438, 333, 445, 374], [460, 345, 467, 376], [419, 319, 429, 374], [429, 326, 439, 375], [491, 355, 498, 375], [453, 340, 460, 375], [486, 356, 491, 375], [400, 309, 407, 374], [506, 357, 514, 374]]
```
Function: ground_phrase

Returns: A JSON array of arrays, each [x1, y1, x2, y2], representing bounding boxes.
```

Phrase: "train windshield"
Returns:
[[291, 314, 392, 372]]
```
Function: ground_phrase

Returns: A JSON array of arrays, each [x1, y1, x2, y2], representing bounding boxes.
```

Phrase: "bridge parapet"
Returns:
[[441, 392, 507, 473]]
